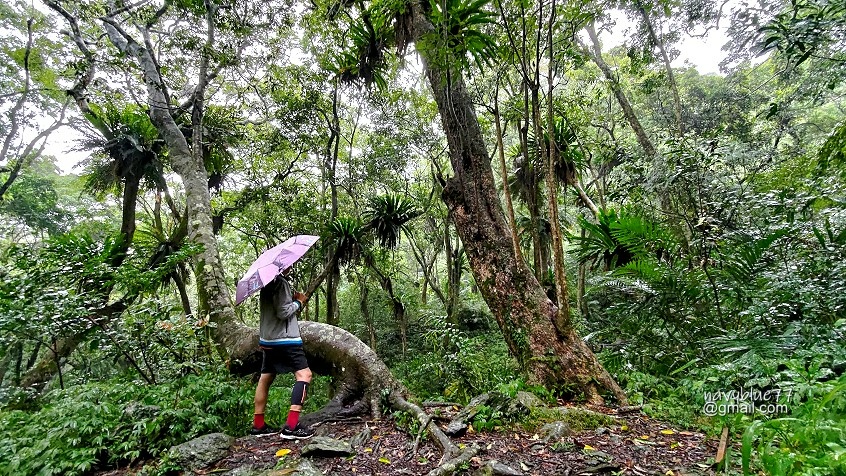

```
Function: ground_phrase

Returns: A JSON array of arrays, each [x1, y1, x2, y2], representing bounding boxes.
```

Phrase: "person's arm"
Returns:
[[274, 280, 303, 321]]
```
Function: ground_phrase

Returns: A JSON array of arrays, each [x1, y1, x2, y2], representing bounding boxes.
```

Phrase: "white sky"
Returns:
[[44, 9, 731, 174], [599, 8, 730, 75]]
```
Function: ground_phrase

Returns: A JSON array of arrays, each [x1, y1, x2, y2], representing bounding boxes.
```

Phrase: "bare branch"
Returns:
[[0, 101, 70, 200], [0, 19, 34, 167]]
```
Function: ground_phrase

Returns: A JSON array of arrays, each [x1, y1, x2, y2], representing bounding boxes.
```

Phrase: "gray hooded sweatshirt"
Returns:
[[258, 275, 302, 347]]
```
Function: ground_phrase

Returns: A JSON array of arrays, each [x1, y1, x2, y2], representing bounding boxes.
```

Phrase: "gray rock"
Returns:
[[540, 421, 573, 444], [349, 426, 372, 448], [595, 427, 610, 435], [168, 433, 234, 470], [224, 464, 275, 476], [291, 459, 324, 476], [474, 459, 525, 476], [445, 393, 492, 437], [300, 436, 355, 457], [275, 458, 324, 476], [506, 391, 544, 416]]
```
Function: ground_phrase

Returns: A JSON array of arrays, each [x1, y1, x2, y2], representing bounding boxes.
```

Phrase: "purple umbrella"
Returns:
[[235, 235, 320, 305]]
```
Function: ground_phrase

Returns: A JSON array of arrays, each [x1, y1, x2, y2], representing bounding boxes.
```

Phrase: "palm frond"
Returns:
[[364, 193, 420, 248], [327, 216, 367, 265]]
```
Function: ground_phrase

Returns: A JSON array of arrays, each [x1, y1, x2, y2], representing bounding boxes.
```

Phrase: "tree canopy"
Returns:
[[1, 0, 845, 474]]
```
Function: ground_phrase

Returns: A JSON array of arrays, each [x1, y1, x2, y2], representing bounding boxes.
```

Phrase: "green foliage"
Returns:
[[0, 173, 69, 236], [80, 102, 163, 198], [0, 373, 254, 476], [393, 313, 519, 402], [326, 216, 367, 265], [471, 403, 504, 431], [426, 0, 499, 72], [364, 193, 419, 248], [819, 120, 846, 175], [759, 0, 846, 73], [332, 11, 393, 89], [741, 374, 846, 475]]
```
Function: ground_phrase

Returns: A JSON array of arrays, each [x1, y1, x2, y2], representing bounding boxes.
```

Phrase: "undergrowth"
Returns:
[[0, 372, 255, 476]]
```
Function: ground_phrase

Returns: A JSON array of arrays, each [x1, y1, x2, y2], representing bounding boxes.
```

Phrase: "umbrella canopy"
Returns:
[[235, 235, 319, 305]]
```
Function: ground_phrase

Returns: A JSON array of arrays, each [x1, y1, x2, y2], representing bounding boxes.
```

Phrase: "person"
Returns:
[[251, 268, 315, 439]]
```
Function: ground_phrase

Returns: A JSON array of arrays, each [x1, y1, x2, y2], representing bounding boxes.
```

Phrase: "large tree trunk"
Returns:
[[99, 13, 251, 364], [409, 3, 625, 404]]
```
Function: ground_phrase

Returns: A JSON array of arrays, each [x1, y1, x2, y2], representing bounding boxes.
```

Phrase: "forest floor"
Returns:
[[200, 404, 719, 476]]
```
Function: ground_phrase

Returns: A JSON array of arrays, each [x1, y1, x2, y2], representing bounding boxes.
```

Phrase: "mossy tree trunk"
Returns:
[[408, 1, 626, 404]]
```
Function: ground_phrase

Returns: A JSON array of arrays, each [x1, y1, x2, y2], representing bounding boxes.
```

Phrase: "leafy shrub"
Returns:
[[0, 372, 254, 476], [392, 313, 519, 402], [742, 374, 846, 475]]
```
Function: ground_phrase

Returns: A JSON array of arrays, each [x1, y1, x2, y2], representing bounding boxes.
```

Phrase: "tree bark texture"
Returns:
[[409, 3, 626, 403], [100, 16, 247, 363]]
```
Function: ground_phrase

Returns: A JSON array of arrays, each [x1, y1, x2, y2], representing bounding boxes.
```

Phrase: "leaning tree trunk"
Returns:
[[409, 2, 626, 404], [99, 15, 251, 364]]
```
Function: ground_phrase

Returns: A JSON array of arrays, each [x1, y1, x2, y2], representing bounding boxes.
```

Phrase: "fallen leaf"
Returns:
[[275, 448, 291, 457], [671, 442, 681, 449], [531, 433, 540, 440], [372, 435, 381, 440], [639, 435, 650, 439], [364, 447, 373, 453], [378, 457, 391, 464], [660, 429, 675, 435], [621, 425, 629, 431], [583, 445, 596, 451], [665, 471, 674, 476]]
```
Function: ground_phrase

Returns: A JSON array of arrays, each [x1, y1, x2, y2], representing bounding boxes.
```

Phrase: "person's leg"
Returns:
[[253, 373, 276, 429], [285, 367, 312, 430]]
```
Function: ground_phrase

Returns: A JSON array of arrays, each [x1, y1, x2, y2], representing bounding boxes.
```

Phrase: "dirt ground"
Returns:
[[203, 406, 719, 476]]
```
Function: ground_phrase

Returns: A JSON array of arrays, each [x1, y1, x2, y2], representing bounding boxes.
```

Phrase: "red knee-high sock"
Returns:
[[286, 410, 300, 429], [253, 414, 265, 429]]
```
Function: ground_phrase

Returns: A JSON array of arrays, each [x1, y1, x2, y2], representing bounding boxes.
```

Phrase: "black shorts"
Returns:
[[260, 345, 309, 375]]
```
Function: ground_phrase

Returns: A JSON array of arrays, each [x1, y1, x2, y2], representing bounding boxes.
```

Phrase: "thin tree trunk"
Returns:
[[530, 84, 550, 278], [583, 22, 672, 216], [577, 228, 590, 320], [367, 260, 407, 358], [635, 0, 683, 135], [544, 0, 570, 332], [326, 264, 341, 325], [520, 81, 544, 279], [173, 272, 193, 318], [494, 78, 523, 262], [325, 79, 342, 325], [359, 277, 377, 352], [583, 23, 657, 159]]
